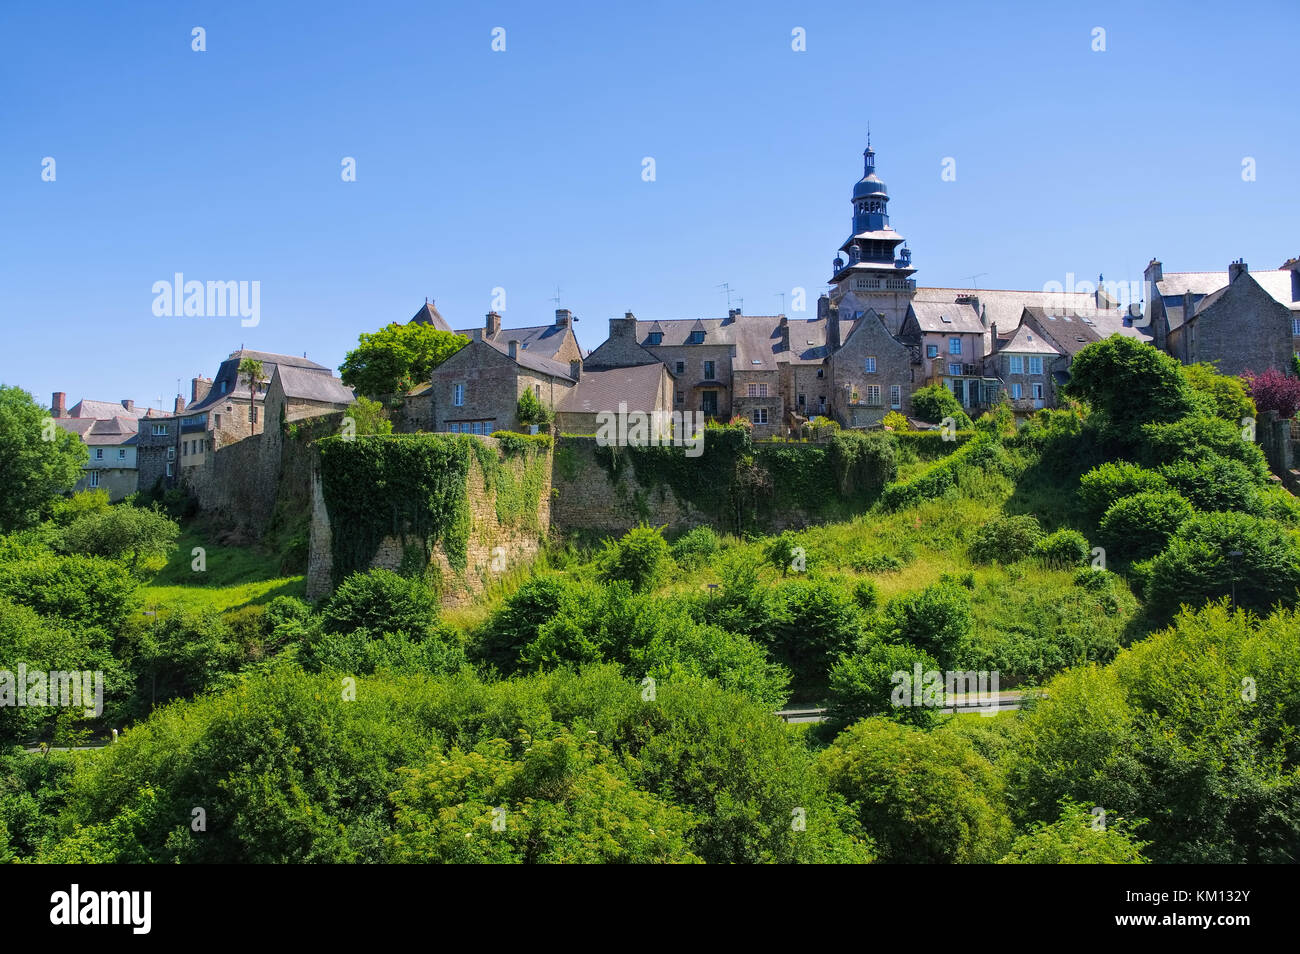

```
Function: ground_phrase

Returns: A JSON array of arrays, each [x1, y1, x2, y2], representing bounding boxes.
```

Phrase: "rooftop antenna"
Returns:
[[550, 286, 562, 308], [716, 282, 733, 308], [776, 291, 786, 313], [736, 297, 744, 313], [962, 273, 989, 290]]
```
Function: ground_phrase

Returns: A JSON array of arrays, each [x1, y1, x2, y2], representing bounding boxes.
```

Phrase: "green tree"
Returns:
[[345, 395, 393, 436], [516, 389, 552, 428], [1183, 363, 1255, 424], [60, 504, 179, 571], [596, 524, 672, 592], [911, 384, 973, 428], [340, 323, 468, 397], [997, 800, 1147, 864], [237, 358, 265, 426], [1063, 336, 1195, 443], [1097, 491, 1194, 563], [827, 641, 942, 728], [319, 568, 442, 637], [819, 718, 1013, 863], [0, 385, 87, 532], [763, 578, 864, 694], [878, 581, 972, 670]]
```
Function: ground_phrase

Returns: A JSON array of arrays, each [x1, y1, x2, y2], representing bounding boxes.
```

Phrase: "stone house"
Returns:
[[555, 363, 674, 434], [431, 336, 577, 434], [829, 308, 919, 427], [984, 321, 1060, 411], [49, 392, 166, 500]]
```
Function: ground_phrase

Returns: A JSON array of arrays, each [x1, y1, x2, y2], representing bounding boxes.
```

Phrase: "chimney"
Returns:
[[1145, 258, 1163, 285], [728, 308, 741, 320], [485, 311, 502, 337], [554, 309, 572, 329], [121, 399, 134, 412], [817, 294, 830, 321], [827, 302, 842, 351], [569, 359, 582, 380], [51, 392, 66, 418], [174, 394, 186, 414], [779, 314, 790, 351], [508, 339, 520, 358], [610, 312, 637, 339], [1228, 259, 1248, 283], [192, 376, 212, 405]]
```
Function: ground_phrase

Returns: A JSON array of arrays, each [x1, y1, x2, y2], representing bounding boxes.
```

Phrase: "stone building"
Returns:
[[430, 334, 577, 434], [829, 309, 919, 426], [50, 392, 170, 499], [554, 363, 674, 433]]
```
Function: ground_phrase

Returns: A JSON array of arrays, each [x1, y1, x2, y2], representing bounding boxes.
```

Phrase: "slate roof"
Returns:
[[913, 287, 1100, 331], [409, 301, 452, 332], [273, 365, 354, 405], [187, 349, 332, 412], [995, 321, 1061, 356], [558, 364, 666, 414], [908, 300, 984, 334], [55, 415, 139, 446], [1159, 269, 1299, 329], [66, 399, 156, 420], [453, 323, 572, 362]]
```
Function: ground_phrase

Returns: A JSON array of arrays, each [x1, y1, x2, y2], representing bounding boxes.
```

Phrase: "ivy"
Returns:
[[318, 434, 472, 585]]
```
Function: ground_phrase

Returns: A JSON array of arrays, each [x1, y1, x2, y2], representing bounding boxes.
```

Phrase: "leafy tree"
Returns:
[[1078, 461, 1171, 521], [1183, 363, 1255, 424], [1097, 491, 1194, 563], [878, 581, 972, 669], [819, 718, 1013, 863], [319, 568, 441, 637], [595, 524, 672, 592], [387, 732, 701, 863], [0, 548, 139, 632], [998, 800, 1147, 864], [49, 489, 111, 527], [1063, 336, 1194, 443], [125, 608, 245, 712], [474, 574, 569, 673], [1243, 367, 1300, 418], [0, 385, 87, 532], [340, 323, 468, 397], [969, 514, 1044, 564], [59, 504, 179, 570], [669, 525, 720, 570], [1140, 415, 1269, 478], [1157, 453, 1265, 514], [345, 395, 392, 436], [763, 578, 864, 693], [911, 383, 973, 428], [763, 530, 805, 576], [1139, 511, 1300, 622], [516, 388, 552, 428], [827, 641, 942, 728]]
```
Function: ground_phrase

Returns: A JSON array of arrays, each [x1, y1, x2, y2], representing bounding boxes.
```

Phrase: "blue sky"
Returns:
[[3, 0, 1296, 411]]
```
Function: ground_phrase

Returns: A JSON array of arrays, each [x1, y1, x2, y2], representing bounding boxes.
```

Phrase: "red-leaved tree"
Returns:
[[1242, 368, 1300, 418]]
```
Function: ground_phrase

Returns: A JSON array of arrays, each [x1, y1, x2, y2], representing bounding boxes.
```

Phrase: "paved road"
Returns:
[[777, 690, 1038, 724]]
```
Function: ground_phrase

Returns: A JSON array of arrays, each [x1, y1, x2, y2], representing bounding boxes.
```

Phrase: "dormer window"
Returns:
[[688, 331, 705, 344], [648, 332, 663, 345]]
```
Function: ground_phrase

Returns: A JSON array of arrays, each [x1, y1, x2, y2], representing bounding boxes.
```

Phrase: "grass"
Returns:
[[139, 526, 305, 616]]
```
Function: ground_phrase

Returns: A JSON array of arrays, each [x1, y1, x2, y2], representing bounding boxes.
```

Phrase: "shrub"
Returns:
[[1243, 367, 1300, 418], [1097, 491, 1194, 563], [670, 526, 720, 570], [1035, 529, 1090, 568], [827, 641, 941, 728], [969, 514, 1044, 564], [997, 800, 1147, 864], [1063, 336, 1195, 443], [1157, 454, 1265, 514], [827, 431, 897, 496], [911, 384, 974, 428], [596, 524, 672, 592], [1184, 363, 1255, 424], [878, 581, 972, 670], [1077, 461, 1171, 521], [763, 578, 864, 694], [1140, 512, 1300, 622], [516, 388, 553, 427], [763, 530, 807, 576], [819, 718, 1012, 864], [1140, 416, 1269, 478], [59, 504, 179, 571], [320, 568, 441, 637], [474, 574, 573, 673], [0, 549, 139, 632], [881, 410, 911, 431]]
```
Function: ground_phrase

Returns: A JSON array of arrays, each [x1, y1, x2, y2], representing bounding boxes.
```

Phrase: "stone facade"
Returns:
[[830, 310, 918, 427], [430, 338, 576, 433]]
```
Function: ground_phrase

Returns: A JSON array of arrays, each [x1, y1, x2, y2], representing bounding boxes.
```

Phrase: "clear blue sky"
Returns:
[[3, 0, 1296, 411]]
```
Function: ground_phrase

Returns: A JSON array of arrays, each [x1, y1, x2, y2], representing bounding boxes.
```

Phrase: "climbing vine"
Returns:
[[470, 432, 551, 532], [318, 433, 472, 585]]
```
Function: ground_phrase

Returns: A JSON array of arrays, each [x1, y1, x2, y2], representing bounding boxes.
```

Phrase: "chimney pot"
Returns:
[[51, 392, 66, 418], [554, 309, 572, 328], [1228, 259, 1249, 283]]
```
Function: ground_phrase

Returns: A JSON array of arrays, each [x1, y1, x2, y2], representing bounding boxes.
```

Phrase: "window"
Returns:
[[1008, 356, 1024, 375], [754, 408, 769, 424], [948, 363, 962, 376], [688, 331, 705, 344], [152, 423, 168, 436], [484, 422, 494, 435], [534, 384, 541, 397], [220, 381, 227, 395], [1028, 356, 1044, 375], [1011, 383, 1023, 399], [676, 391, 684, 404], [890, 384, 902, 409], [949, 337, 962, 355], [473, 422, 483, 435], [183, 442, 188, 456], [816, 368, 824, 379], [214, 413, 221, 428], [926, 344, 939, 358], [95, 448, 103, 459], [166, 447, 175, 460], [864, 356, 877, 373], [745, 382, 769, 397], [89, 471, 100, 488], [1293, 318, 1300, 336], [797, 393, 806, 406], [118, 449, 126, 460], [165, 462, 174, 477], [675, 361, 685, 374], [703, 361, 716, 380], [1032, 383, 1044, 400], [648, 332, 663, 345], [453, 384, 465, 407], [866, 385, 882, 406]]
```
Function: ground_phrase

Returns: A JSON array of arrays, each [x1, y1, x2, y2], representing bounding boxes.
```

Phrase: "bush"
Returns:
[[1243, 367, 1300, 418], [819, 718, 1012, 864], [1184, 363, 1255, 424], [1157, 454, 1265, 514], [596, 524, 672, 592], [1097, 491, 1194, 563], [969, 514, 1043, 564], [878, 581, 972, 670], [670, 526, 720, 570], [320, 568, 441, 637], [0, 549, 139, 632], [1139, 511, 1300, 622], [1077, 461, 1171, 521], [881, 410, 911, 431], [59, 504, 179, 571], [827, 431, 897, 496], [763, 578, 864, 694], [1140, 416, 1269, 479], [910, 384, 974, 429], [474, 574, 573, 673], [997, 800, 1147, 864], [1034, 529, 1091, 568], [1062, 336, 1195, 444], [763, 530, 807, 576], [516, 389, 553, 428], [827, 641, 942, 728]]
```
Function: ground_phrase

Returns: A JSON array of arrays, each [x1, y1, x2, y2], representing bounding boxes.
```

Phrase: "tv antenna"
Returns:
[[963, 273, 989, 289], [776, 291, 786, 313], [716, 282, 734, 308], [550, 285, 562, 308]]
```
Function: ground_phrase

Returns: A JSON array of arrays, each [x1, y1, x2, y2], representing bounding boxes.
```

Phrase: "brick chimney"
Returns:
[[554, 309, 572, 329], [121, 399, 134, 412], [51, 392, 66, 418], [174, 394, 186, 414], [192, 375, 212, 405], [507, 339, 520, 359], [485, 311, 502, 337], [569, 359, 582, 380], [1228, 259, 1249, 283]]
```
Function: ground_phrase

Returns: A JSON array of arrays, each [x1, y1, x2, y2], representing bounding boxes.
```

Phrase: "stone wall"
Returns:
[[306, 436, 552, 603]]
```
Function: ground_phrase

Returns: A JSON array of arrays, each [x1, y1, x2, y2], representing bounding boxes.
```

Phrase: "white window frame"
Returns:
[[1011, 382, 1023, 399], [864, 356, 877, 373], [1032, 382, 1044, 400], [754, 408, 769, 424], [88, 470, 100, 488], [1008, 356, 1024, 375], [453, 384, 465, 407], [1028, 356, 1044, 375], [95, 448, 103, 459], [866, 384, 882, 406], [166, 447, 175, 460], [890, 384, 902, 409], [949, 337, 962, 355]]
